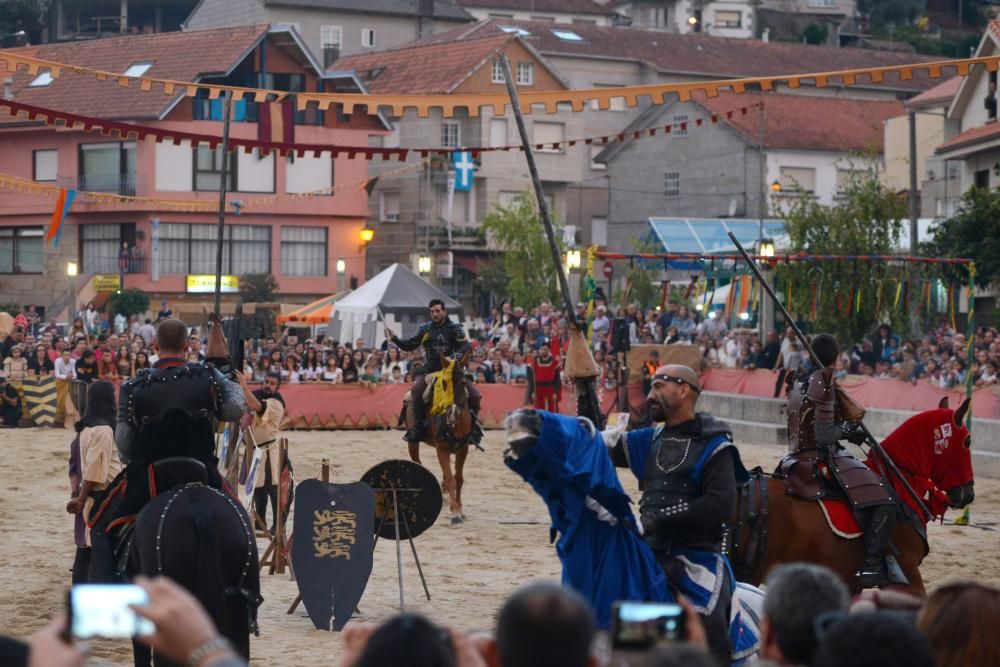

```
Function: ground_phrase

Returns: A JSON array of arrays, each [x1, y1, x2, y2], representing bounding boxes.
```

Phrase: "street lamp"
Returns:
[[566, 249, 581, 271], [359, 225, 375, 244], [66, 262, 78, 277], [418, 255, 432, 275], [759, 239, 775, 258], [336, 258, 346, 291], [770, 180, 782, 193]]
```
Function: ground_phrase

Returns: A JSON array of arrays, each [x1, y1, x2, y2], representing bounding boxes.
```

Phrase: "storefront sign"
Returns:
[[186, 274, 239, 293]]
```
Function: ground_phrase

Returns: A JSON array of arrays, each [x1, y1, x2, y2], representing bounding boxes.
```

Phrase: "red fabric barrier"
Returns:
[[699, 369, 1000, 419], [275, 370, 1000, 430]]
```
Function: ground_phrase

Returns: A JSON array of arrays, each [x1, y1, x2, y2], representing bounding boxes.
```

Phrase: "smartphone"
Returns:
[[68, 584, 155, 639], [610, 601, 686, 648]]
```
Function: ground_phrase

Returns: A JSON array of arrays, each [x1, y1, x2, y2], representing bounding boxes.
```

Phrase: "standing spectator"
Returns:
[[117, 242, 130, 273], [591, 306, 610, 338], [27, 345, 54, 376], [138, 318, 156, 347], [323, 357, 342, 384], [114, 345, 134, 379], [134, 351, 151, 372], [75, 349, 99, 384], [340, 355, 359, 384], [54, 349, 76, 381], [872, 324, 897, 363], [156, 300, 173, 322], [670, 305, 696, 341], [0, 375, 21, 427], [65, 381, 122, 582]]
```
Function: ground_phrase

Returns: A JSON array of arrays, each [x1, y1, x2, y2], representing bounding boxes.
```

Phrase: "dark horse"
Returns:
[[129, 476, 261, 667], [408, 351, 473, 525], [731, 397, 975, 592]]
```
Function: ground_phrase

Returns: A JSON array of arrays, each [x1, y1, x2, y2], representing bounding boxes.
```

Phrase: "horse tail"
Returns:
[[190, 490, 229, 633]]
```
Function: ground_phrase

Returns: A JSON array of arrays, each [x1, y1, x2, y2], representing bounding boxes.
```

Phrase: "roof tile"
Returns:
[[455, 0, 613, 16], [0, 25, 268, 122]]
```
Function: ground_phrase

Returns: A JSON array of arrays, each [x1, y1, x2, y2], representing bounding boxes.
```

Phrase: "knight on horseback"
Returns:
[[780, 334, 897, 589], [387, 299, 484, 456], [88, 317, 247, 580], [609, 364, 748, 664]]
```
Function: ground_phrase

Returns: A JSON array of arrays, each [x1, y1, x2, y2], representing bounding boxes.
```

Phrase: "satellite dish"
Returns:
[[728, 199, 738, 217]]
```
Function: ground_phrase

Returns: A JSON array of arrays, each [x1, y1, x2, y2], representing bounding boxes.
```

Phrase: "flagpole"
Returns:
[[214, 90, 233, 315]]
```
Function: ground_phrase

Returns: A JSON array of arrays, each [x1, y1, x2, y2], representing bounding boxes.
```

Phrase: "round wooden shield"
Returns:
[[361, 459, 442, 540]]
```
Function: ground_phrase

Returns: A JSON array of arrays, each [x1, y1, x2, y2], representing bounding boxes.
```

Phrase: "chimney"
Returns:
[[418, 0, 434, 38], [3, 78, 12, 101]]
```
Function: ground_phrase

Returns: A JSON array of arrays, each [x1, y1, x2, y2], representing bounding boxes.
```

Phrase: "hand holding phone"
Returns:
[[68, 585, 155, 639], [610, 601, 686, 649]]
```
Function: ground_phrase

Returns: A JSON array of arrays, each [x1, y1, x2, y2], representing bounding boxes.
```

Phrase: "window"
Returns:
[[281, 226, 327, 276], [489, 118, 507, 147], [975, 169, 990, 189], [194, 146, 236, 192], [936, 198, 961, 218], [672, 115, 689, 136], [835, 169, 863, 194], [157, 223, 270, 275], [0, 227, 43, 274], [714, 10, 741, 28], [589, 84, 626, 111], [79, 142, 136, 194], [530, 15, 556, 21], [80, 223, 136, 274], [491, 59, 504, 84], [441, 121, 461, 148], [551, 29, 583, 41], [779, 166, 817, 193], [321, 25, 342, 48], [33, 149, 57, 182], [488, 13, 514, 19], [590, 145, 606, 170], [499, 26, 530, 36], [28, 69, 53, 87], [591, 216, 607, 246], [122, 62, 154, 77], [380, 191, 401, 222], [517, 63, 534, 86], [362, 28, 376, 48], [809, 0, 837, 7], [533, 121, 564, 152], [664, 171, 680, 197]]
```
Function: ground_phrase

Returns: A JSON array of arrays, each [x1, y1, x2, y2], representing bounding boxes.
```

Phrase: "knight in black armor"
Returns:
[[781, 334, 897, 588], [387, 299, 483, 455], [88, 317, 246, 580], [609, 364, 747, 664]]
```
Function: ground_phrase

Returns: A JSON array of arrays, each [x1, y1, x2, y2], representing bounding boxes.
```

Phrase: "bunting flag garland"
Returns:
[[1, 50, 997, 117], [46, 188, 75, 247], [0, 97, 762, 162], [810, 283, 819, 320], [785, 279, 793, 312], [658, 280, 670, 312], [875, 282, 883, 316]]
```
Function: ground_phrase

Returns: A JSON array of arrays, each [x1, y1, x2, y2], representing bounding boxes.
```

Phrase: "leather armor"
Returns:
[[639, 414, 735, 552], [394, 320, 469, 374], [787, 366, 838, 455]]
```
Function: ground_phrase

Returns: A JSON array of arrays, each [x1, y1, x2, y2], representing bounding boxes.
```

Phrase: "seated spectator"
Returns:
[[74, 349, 98, 384], [482, 582, 595, 667], [28, 345, 54, 376], [813, 612, 934, 667], [918, 582, 1000, 667], [2, 345, 28, 382], [758, 563, 849, 667]]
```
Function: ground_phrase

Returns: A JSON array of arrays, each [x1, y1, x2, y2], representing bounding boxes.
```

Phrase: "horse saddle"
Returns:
[[777, 452, 893, 510], [150, 457, 210, 497]]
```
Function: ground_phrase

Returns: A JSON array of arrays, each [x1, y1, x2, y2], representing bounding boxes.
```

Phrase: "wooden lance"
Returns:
[[498, 55, 602, 427]]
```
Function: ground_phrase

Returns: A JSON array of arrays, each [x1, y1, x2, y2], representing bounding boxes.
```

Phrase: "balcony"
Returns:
[[59, 174, 144, 197], [81, 254, 148, 276]]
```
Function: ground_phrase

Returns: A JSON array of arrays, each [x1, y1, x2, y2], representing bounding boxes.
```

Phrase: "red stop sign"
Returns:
[[603, 261, 614, 279]]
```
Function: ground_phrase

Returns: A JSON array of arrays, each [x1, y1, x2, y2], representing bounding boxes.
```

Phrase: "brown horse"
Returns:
[[407, 351, 473, 525], [731, 397, 975, 592]]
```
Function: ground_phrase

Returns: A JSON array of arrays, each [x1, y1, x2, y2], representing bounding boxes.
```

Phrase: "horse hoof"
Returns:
[[450, 515, 464, 526]]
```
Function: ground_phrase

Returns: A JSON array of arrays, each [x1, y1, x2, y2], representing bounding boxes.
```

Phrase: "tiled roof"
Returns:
[[417, 20, 941, 91], [264, 0, 472, 20], [334, 34, 515, 94], [904, 76, 960, 109], [0, 25, 269, 122], [694, 92, 904, 152], [989, 19, 1000, 41], [455, 0, 614, 16], [936, 122, 1000, 154]]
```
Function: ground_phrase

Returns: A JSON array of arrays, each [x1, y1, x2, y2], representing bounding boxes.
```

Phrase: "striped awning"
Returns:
[[276, 292, 350, 325]]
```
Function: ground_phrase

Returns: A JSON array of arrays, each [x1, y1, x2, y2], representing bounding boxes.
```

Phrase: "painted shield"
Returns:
[[291, 479, 375, 631], [361, 459, 442, 540]]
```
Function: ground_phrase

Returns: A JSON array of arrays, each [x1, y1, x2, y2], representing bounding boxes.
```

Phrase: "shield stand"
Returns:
[[372, 487, 432, 611]]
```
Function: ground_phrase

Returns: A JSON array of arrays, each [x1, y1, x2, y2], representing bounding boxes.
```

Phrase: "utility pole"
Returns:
[[213, 90, 233, 315], [908, 109, 920, 253]]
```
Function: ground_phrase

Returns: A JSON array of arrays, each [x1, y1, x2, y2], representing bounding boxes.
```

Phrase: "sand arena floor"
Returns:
[[1, 428, 998, 665]]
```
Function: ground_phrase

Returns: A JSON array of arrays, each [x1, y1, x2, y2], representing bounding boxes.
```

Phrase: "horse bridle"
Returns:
[[154, 482, 262, 634]]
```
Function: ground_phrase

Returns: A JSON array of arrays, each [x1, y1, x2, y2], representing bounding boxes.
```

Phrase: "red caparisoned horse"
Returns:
[[731, 397, 974, 592]]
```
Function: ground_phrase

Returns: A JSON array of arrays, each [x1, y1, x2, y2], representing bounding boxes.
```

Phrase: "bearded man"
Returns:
[[237, 370, 286, 533], [608, 364, 747, 665]]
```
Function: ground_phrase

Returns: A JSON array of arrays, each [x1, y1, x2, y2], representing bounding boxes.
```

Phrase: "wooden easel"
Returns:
[[258, 437, 289, 575], [287, 458, 329, 614]]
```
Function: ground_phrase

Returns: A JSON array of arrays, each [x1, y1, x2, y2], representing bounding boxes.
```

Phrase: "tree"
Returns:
[[239, 273, 279, 303], [857, 0, 925, 32], [108, 288, 150, 320], [802, 23, 828, 45], [481, 192, 565, 308], [923, 186, 1000, 289], [776, 162, 908, 344]]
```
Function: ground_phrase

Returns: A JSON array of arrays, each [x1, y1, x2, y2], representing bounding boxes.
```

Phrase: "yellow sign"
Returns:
[[94, 274, 121, 292], [186, 274, 239, 293]]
